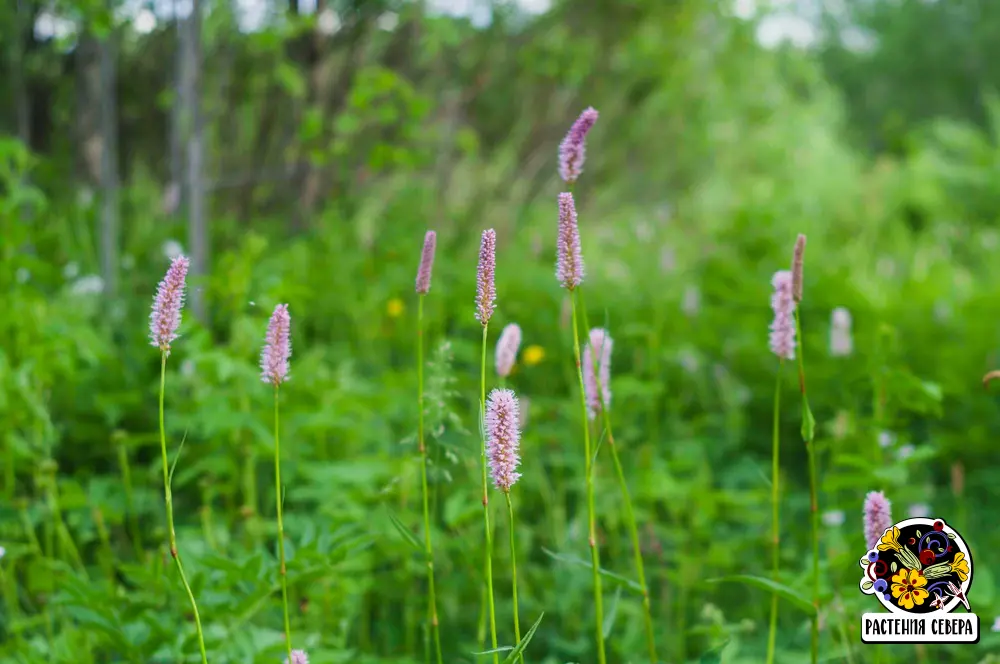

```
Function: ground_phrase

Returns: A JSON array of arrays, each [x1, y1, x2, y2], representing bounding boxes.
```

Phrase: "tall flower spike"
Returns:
[[475, 229, 496, 326], [863, 490, 893, 549], [583, 328, 613, 419], [496, 323, 522, 378], [769, 270, 796, 360], [415, 230, 436, 295], [556, 193, 585, 290], [558, 107, 599, 184], [149, 255, 190, 355], [261, 304, 292, 385], [791, 233, 806, 303], [285, 650, 309, 664], [485, 388, 521, 493]]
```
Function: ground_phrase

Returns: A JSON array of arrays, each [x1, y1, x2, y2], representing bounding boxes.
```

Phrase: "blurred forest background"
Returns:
[[3, 0, 1000, 662]]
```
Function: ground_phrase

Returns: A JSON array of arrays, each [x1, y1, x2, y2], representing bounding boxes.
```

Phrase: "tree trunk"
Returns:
[[184, 0, 207, 323], [99, 32, 120, 301]]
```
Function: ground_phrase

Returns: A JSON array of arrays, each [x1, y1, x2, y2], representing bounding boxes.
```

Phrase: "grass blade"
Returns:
[[473, 647, 514, 656], [542, 547, 643, 593], [699, 639, 730, 663], [706, 575, 817, 616], [386, 508, 423, 552], [500, 612, 544, 664], [601, 585, 622, 639]]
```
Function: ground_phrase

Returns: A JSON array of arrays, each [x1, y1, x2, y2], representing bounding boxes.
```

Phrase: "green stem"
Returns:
[[417, 295, 444, 664], [603, 420, 656, 661], [158, 353, 209, 664], [0, 562, 22, 650], [766, 363, 782, 664], [117, 437, 145, 559], [4, 432, 14, 501], [479, 324, 499, 664], [274, 386, 293, 662], [570, 289, 606, 664], [579, 295, 657, 664], [795, 310, 820, 664], [505, 492, 523, 664], [42, 464, 87, 576]]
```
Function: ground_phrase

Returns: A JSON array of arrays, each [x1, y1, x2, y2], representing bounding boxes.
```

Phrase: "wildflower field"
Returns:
[[3, 1, 1000, 662]]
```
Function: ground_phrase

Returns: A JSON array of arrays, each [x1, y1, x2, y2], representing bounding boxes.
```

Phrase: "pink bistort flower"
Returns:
[[485, 388, 522, 493], [149, 255, 190, 355], [261, 304, 292, 386]]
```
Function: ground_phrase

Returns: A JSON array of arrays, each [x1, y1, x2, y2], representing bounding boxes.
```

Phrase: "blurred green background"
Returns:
[[3, 0, 1000, 661]]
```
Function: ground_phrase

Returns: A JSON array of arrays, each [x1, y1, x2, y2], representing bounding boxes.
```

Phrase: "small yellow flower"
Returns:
[[523, 345, 545, 366], [891, 568, 929, 610], [387, 298, 405, 318], [878, 526, 902, 552], [950, 552, 970, 581]]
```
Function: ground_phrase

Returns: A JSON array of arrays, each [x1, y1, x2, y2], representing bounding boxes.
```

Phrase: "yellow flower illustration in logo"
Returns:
[[891, 568, 929, 610], [949, 552, 970, 582], [878, 526, 902, 552]]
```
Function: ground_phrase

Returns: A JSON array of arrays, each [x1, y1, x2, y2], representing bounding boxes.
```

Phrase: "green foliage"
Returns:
[[2, 1, 1000, 663]]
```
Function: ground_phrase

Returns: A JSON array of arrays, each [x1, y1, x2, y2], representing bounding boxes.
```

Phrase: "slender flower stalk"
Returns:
[[581, 322, 657, 662], [415, 231, 443, 664], [505, 494, 521, 664], [790, 233, 820, 664], [486, 388, 523, 663], [149, 256, 208, 664], [262, 303, 294, 662], [765, 269, 796, 664], [476, 229, 500, 664], [766, 362, 783, 664], [556, 194, 606, 664]]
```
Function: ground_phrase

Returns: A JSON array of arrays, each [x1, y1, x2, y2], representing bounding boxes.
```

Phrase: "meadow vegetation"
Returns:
[[3, 1, 1000, 662]]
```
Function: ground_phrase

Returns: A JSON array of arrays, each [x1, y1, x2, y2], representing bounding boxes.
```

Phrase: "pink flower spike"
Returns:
[[768, 270, 796, 360], [285, 650, 309, 664], [261, 304, 292, 386], [496, 323, 522, 378], [475, 229, 497, 326], [149, 255, 190, 355], [556, 193, 585, 290], [558, 107, 599, 184], [415, 230, 436, 295], [863, 490, 893, 549], [583, 328, 613, 419], [486, 388, 521, 493]]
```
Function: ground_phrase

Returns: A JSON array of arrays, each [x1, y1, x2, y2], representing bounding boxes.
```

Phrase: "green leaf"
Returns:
[[862, 581, 874, 591], [472, 647, 514, 656], [541, 547, 643, 593], [168, 430, 189, 486], [501, 612, 544, 664], [705, 576, 816, 616], [602, 585, 622, 639], [386, 509, 423, 552], [801, 398, 816, 443], [891, 561, 898, 573], [591, 428, 606, 470], [699, 639, 730, 663]]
